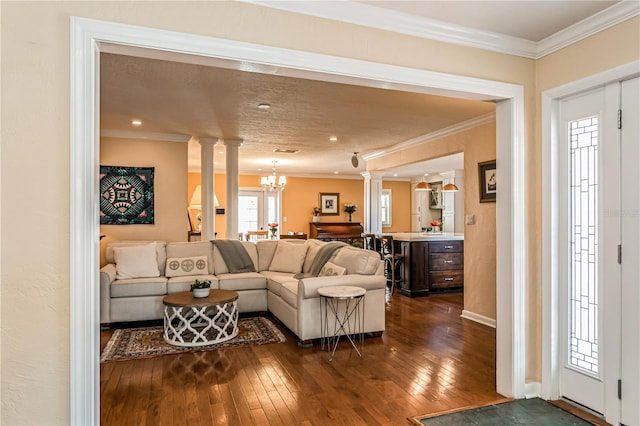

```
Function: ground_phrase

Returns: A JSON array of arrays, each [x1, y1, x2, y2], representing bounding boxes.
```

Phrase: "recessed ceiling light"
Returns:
[[257, 103, 271, 110], [131, 119, 142, 126], [393, 173, 398, 177], [333, 171, 339, 174], [329, 136, 338, 142]]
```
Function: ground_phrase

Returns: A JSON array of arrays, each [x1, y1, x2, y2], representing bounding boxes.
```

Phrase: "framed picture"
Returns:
[[429, 182, 443, 209], [319, 192, 340, 215], [478, 160, 497, 203]]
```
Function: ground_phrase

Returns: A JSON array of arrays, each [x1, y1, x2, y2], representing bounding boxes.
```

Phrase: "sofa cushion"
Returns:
[[110, 277, 167, 298], [302, 239, 327, 273], [331, 246, 381, 275], [167, 274, 218, 294], [319, 261, 346, 277], [262, 271, 298, 296], [165, 256, 209, 277], [280, 281, 299, 308], [217, 272, 267, 291], [106, 241, 167, 275], [269, 241, 308, 274], [213, 241, 258, 274], [112, 243, 160, 279], [166, 241, 214, 274], [255, 240, 279, 271]]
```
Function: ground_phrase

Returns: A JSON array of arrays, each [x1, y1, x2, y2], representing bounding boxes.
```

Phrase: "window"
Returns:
[[381, 189, 392, 227]]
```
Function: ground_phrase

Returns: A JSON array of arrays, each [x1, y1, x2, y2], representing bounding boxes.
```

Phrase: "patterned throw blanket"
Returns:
[[212, 240, 256, 273], [294, 241, 346, 279]]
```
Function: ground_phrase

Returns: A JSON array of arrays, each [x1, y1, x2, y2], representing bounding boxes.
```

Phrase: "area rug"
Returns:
[[409, 398, 592, 425], [101, 316, 286, 363]]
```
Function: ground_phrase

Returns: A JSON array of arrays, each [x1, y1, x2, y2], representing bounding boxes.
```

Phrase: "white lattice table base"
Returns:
[[162, 290, 239, 347]]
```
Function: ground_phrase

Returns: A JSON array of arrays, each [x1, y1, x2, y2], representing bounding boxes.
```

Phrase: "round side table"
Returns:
[[162, 290, 239, 347], [317, 285, 366, 361]]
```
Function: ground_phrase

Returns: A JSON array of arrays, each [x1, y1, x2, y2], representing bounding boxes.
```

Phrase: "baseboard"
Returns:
[[524, 382, 541, 399], [460, 310, 496, 328]]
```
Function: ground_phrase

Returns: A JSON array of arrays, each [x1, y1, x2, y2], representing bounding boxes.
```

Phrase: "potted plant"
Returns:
[[312, 207, 321, 222], [190, 279, 212, 298], [344, 203, 357, 222], [430, 220, 442, 233]]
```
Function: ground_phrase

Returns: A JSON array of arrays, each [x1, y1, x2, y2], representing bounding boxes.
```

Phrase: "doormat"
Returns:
[[101, 316, 286, 362], [409, 398, 593, 425]]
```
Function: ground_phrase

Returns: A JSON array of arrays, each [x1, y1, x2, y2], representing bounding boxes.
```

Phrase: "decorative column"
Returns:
[[361, 171, 384, 234], [199, 138, 218, 240], [224, 139, 243, 240]]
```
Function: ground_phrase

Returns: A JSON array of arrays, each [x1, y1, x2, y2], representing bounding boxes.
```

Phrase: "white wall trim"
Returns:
[[241, 0, 639, 59], [70, 17, 526, 425], [541, 60, 640, 420], [362, 112, 495, 161], [461, 310, 496, 328], [100, 129, 191, 143], [524, 382, 542, 399]]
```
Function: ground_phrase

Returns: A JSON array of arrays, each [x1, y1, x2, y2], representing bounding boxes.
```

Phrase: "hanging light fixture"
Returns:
[[442, 183, 459, 192], [261, 161, 287, 191], [415, 174, 432, 191]]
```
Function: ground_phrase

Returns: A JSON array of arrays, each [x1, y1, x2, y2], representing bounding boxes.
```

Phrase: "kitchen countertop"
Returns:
[[380, 232, 464, 242]]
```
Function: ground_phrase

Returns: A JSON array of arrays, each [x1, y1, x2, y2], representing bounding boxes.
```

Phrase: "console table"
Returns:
[[309, 222, 364, 245]]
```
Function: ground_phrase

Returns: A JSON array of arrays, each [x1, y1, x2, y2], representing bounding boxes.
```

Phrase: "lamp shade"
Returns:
[[442, 183, 459, 192], [190, 185, 220, 208], [415, 181, 432, 191]]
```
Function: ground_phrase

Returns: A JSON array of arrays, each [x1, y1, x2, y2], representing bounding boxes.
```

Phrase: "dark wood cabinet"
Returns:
[[399, 239, 464, 297], [309, 222, 363, 245]]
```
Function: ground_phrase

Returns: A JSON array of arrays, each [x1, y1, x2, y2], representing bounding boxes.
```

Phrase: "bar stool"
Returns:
[[380, 235, 402, 295], [361, 233, 382, 256]]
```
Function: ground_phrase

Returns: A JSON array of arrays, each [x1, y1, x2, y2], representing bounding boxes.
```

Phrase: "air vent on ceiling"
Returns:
[[273, 148, 299, 154]]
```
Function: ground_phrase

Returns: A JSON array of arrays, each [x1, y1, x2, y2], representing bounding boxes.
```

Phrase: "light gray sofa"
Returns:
[[100, 238, 386, 343]]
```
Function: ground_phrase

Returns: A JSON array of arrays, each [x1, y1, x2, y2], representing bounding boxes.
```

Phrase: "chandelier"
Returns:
[[261, 161, 287, 191]]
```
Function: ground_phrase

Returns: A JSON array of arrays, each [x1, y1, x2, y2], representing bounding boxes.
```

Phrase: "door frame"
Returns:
[[541, 60, 640, 425], [70, 17, 526, 424]]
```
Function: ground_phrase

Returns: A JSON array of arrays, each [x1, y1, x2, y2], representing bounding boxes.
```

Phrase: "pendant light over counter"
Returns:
[[442, 183, 459, 192], [415, 181, 432, 191]]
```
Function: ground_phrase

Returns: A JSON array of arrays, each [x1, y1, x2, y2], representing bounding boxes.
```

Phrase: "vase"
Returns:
[[312, 216, 320, 223], [192, 288, 210, 298], [348, 213, 352, 222]]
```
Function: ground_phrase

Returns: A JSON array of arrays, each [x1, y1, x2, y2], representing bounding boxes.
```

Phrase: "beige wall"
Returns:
[[1, 1, 638, 423], [99, 138, 188, 266]]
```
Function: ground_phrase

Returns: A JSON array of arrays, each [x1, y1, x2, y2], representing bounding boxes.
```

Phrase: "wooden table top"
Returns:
[[163, 290, 238, 307]]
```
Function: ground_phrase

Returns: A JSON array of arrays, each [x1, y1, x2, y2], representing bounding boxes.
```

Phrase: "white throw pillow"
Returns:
[[269, 242, 309, 274], [112, 242, 160, 279], [165, 256, 209, 277], [319, 261, 346, 277]]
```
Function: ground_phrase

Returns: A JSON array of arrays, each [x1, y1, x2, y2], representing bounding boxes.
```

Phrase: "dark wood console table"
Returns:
[[309, 222, 364, 245]]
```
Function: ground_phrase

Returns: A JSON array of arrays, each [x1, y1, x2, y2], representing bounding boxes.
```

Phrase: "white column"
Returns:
[[362, 171, 384, 234], [199, 138, 218, 240], [224, 139, 243, 240]]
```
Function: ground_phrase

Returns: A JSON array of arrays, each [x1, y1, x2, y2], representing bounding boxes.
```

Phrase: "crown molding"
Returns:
[[537, 1, 640, 58], [100, 129, 192, 143], [362, 112, 496, 161], [240, 0, 639, 60]]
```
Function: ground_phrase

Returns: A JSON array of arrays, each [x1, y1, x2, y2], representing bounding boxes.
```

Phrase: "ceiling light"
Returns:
[[329, 136, 338, 142], [442, 183, 459, 192], [257, 103, 271, 110], [415, 181, 432, 191], [333, 171, 339, 174], [260, 161, 286, 191], [131, 119, 142, 126]]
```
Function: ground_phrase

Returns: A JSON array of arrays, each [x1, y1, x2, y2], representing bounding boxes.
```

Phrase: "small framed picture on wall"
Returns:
[[319, 193, 340, 215], [478, 160, 496, 203]]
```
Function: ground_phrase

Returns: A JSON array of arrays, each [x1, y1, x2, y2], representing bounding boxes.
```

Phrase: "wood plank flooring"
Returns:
[[101, 292, 505, 425]]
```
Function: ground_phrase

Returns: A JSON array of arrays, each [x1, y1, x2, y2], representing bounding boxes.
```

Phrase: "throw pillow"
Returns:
[[112, 242, 160, 279], [165, 256, 209, 277], [269, 242, 309, 274], [319, 261, 346, 277]]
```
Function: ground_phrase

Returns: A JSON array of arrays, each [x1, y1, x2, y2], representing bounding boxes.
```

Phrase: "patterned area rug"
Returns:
[[409, 398, 592, 425], [101, 316, 286, 363]]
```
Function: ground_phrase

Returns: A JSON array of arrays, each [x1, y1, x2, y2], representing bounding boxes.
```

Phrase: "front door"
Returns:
[[558, 78, 639, 423]]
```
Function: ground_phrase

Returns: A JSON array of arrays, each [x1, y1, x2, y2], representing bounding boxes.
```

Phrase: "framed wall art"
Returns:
[[478, 160, 496, 203], [319, 192, 340, 215], [100, 165, 155, 224]]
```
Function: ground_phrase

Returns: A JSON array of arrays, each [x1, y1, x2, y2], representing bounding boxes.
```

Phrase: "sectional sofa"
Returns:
[[100, 239, 386, 344]]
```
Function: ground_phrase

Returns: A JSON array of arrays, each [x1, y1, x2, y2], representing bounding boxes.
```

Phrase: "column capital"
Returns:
[[223, 138, 244, 147], [198, 137, 219, 147], [361, 171, 385, 180]]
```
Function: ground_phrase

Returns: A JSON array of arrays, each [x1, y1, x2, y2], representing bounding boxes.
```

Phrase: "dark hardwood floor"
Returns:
[[100, 291, 506, 425]]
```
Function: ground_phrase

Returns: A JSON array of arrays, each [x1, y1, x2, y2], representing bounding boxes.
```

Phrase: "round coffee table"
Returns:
[[162, 290, 239, 347]]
